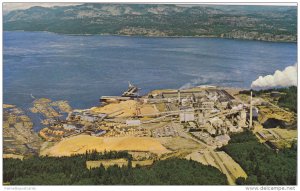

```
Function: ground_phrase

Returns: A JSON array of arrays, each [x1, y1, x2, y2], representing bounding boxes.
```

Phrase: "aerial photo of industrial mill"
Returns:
[[2, 2, 298, 187]]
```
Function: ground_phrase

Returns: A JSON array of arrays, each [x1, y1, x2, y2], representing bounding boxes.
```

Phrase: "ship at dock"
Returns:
[[100, 82, 140, 103]]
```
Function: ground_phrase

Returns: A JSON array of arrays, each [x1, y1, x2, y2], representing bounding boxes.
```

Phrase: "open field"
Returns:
[[3, 154, 24, 160], [86, 159, 154, 169], [269, 128, 297, 149], [258, 106, 295, 124], [156, 137, 204, 151], [271, 140, 295, 149], [255, 126, 297, 149], [154, 135, 206, 160], [40, 135, 170, 156], [217, 151, 247, 180], [272, 128, 297, 140], [132, 160, 154, 167], [186, 150, 247, 185], [87, 158, 128, 169]]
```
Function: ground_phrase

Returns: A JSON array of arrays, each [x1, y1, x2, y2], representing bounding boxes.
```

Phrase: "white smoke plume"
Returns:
[[251, 63, 297, 88], [179, 76, 211, 90]]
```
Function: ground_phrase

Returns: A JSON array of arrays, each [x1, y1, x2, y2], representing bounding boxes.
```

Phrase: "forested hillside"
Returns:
[[4, 4, 297, 42], [222, 131, 297, 185], [240, 86, 297, 113]]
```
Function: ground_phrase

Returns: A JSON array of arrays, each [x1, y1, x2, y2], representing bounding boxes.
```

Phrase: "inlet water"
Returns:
[[4, 31, 297, 109]]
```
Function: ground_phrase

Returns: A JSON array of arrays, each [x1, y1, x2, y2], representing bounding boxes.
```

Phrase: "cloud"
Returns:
[[251, 63, 297, 88]]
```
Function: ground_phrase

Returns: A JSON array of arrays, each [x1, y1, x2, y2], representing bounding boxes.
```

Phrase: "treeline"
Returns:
[[84, 150, 132, 161], [239, 86, 297, 113], [3, 151, 227, 185], [222, 131, 297, 185], [277, 86, 297, 113]]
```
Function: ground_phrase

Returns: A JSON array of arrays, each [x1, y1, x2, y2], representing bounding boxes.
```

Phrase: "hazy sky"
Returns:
[[3, 2, 296, 13], [3, 3, 83, 12]]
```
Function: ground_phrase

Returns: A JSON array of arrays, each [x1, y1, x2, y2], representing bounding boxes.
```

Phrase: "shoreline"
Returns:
[[3, 85, 247, 109], [4, 30, 297, 43]]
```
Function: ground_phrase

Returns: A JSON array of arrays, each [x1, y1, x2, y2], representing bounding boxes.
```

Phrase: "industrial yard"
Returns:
[[35, 83, 260, 185], [3, 83, 297, 185]]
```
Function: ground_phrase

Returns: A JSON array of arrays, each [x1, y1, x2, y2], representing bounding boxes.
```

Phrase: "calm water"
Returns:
[[4, 31, 297, 109]]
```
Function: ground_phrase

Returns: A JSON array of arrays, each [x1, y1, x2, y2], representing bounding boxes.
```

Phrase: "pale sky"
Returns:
[[3, 3, 83, 13], [3, 2, 296, 13]]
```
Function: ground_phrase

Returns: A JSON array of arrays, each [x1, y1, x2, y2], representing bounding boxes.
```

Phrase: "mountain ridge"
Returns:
[[4, 4, 297, 42]]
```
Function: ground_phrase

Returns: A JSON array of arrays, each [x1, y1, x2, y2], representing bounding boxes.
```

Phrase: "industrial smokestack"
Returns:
[[251, 63, 297, 89], [249, 91, 253, 128], [178, 90, 181, 104]]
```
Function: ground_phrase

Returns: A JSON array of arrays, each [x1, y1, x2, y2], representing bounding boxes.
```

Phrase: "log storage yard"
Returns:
[[3, 83, 297, 185]]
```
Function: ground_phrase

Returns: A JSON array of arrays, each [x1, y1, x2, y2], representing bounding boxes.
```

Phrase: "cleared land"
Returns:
[[272, 128, 297, 140], [269, 128, 297, 149], [3, 154, 24, 160], [86, 159, 154, 169], [41, 135, 170, 157], [186, 150, 247, 185], [258, 105, 295, 124], [156, 137, 204, 151], [87, 158, 128, 169], [255, 125, 297, 148], [155, 136, 206, 160], [90, 100, 157, 117]]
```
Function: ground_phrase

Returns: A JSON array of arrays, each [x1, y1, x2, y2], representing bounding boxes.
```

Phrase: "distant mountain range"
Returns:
[[3, 4, 297, 42]]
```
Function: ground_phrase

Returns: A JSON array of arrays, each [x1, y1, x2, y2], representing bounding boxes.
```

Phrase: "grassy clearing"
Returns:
[[3, 154, 24, 160], [156, 137, 204, 151], [86, 159, 154, 169], [272, 128, 297, 139], [87, 158, 128, 169], [186, 150, 247, 185]]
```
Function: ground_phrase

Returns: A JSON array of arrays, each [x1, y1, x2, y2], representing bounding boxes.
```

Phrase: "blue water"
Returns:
[[4, 31, 297, 109]]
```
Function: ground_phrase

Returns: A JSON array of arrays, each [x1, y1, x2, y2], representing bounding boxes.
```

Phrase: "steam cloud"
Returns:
[[180, 78, 206, 90], [179, 76, 212, 90], [251, 63, 297, 88]]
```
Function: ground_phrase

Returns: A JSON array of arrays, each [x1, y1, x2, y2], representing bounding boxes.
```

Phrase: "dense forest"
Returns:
[[277, 86, 297, 113], [240, 86, 297, 113], [3, 151, 227, 185], [222, 131, 297, 185]]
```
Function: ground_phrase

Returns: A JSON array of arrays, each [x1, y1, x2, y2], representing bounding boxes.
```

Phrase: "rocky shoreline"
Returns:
[[3, 104, 42, 156]]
